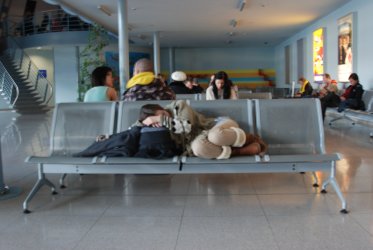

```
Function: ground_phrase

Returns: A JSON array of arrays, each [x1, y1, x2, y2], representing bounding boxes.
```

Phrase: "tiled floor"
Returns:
[[0, 110, 372, 250]]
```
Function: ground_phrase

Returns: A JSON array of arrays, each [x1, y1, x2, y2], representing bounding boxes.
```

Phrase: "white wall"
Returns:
[[161, 47, 275, 72], [54, 46, 79, 103], [25, 48, 55, 105], [275, 0, 373, 90]]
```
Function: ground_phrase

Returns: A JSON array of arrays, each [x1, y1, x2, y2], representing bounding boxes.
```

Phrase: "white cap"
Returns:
[[171, 71, 187, 81]]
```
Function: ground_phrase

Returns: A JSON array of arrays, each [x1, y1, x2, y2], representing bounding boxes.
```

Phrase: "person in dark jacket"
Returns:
[[338, 73, 365, 112], [122, 58, 175, 101], [74, 104, 181, 159], [168, 71, 194, 94], [295, 77, 313, 98], [184, 77, 204, 94]]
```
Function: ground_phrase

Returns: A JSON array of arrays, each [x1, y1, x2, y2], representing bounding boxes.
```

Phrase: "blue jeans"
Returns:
[[338, 98, 357, 112]]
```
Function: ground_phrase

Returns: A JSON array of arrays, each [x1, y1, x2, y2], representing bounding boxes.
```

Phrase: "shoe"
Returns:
[[232, 142, 261, 156]]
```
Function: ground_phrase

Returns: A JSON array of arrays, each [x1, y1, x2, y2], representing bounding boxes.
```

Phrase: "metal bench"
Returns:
[[328, 90, 373, 127], [23, 99, 347, 214]]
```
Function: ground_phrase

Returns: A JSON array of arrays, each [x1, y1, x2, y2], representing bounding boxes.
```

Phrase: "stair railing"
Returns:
[[4, 37, 53, 106], [0, 60, 19, 108]]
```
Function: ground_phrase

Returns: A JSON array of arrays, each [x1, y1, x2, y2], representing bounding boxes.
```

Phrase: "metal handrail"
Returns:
[[4, 37, 53, 106], [5, 9, 90, 37], [0, 61, 19, 107]]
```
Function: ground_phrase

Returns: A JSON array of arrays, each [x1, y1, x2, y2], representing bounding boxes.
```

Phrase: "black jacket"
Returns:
[[301, 82, 314, 97], [74, 127, 141, 157], [169, 81, 194, 94], [343, 83, 365, 110], [74, 126, 181, 159]]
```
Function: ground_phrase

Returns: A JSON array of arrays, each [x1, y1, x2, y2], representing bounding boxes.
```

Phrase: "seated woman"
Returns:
[[76, 101, 267, 159], [337, 73, 365, 112], [206, 71, 238, 100], [84, 66, 118, 102], [295, 77, 313, 98]]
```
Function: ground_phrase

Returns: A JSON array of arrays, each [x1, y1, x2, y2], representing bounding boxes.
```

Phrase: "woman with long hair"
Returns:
[[206, 71, 238, 100]]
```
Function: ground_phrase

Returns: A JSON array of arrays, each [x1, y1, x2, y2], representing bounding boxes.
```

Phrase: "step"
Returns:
[[15, 107, 51, 114]]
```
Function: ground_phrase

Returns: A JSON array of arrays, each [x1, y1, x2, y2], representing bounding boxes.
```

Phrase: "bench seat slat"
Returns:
[[26, 156, 98, 164]]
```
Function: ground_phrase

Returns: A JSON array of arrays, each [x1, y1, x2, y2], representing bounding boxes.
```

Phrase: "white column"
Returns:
[[118, 0, 130, 94], [168, 47, 174, 82], [153, 31, 161, 75], [54, 47, 79, 103]]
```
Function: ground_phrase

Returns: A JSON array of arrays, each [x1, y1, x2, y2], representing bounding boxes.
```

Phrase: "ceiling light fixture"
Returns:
[[237, 0, 246, 11], [230, 19, 237, 28], [98, 5, 112, 16]]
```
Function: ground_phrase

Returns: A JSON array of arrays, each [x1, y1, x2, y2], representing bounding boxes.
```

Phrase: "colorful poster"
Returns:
[[313, 28, 324, 82], [338, 13, 353, 82]]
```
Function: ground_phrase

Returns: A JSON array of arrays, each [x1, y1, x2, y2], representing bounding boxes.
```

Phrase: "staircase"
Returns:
[[0, 38, 53, 114]]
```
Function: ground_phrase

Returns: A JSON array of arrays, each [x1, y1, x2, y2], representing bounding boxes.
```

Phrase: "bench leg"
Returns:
[[321, 161, 348, 214], [23, 164, 58, 214], [59, 173, 67, 188], [329, 113, 355, 126], [311, 172, 319, 187]]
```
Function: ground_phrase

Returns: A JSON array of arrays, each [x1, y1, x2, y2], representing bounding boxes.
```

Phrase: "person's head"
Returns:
[[171, 71, 187, 82], [348, 73, 359, 85], [212, 71, 231, 99], [298, 77, 308, 85], [184, 76, 194, 89], [91, 66, 113, 87], [138, 104, 171, 122], [133, 58, 153, 76], [323, 73, 331, 84]]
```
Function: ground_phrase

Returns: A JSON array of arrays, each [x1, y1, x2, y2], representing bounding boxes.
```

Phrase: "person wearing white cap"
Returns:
[[169, 71, 194, 94]]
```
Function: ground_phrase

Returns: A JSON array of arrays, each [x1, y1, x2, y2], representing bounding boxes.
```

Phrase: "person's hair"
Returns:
[[212, 71, 231, 99], [134, 58, 153, 74], [348, 73, 359, 82], [91, 66, 112, 87], [324, 73, 331, 79], [298, 77, 307, 82], [185, 76, 193, 82], [138, 104, 171, 122]]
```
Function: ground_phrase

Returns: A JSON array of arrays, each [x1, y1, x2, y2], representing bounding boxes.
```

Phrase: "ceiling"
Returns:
[[45, 0, 352, 48]]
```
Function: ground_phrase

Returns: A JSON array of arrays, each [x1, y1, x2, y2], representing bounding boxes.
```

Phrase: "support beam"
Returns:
[[118, 0, 130, 95], [153, 31, 161, 75], [168, 47, 175, 82], [0, 129, 21, 201]]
